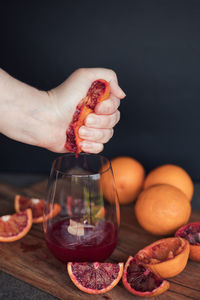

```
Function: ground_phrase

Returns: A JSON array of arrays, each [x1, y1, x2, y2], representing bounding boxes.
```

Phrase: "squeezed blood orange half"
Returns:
[[15, 195, 61, 224], [67, 262, 123, 294], [65, 79, 110, 155], [135, 237, 190, 278], [175, 222, 200, 262], [122, 256, 169, 297], [0, 209, 32, 242]]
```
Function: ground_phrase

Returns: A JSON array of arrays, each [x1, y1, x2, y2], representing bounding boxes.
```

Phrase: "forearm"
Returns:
[[0, 69, 52, 146]]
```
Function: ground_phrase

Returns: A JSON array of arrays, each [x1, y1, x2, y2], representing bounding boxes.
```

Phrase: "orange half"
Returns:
[[122, 256, 170, 297], [135, 237, 190, 278], [175, 222, 200, 262]]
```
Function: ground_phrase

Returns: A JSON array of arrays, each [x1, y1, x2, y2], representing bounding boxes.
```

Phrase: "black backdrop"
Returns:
[[1, 0, 200, 180]]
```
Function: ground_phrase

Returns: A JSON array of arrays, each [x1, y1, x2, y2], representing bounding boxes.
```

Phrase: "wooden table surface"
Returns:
[[0, 180, 199, 300]]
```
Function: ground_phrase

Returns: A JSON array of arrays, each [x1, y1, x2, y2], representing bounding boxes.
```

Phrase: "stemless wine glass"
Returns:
[[43, 153, 120, 262]]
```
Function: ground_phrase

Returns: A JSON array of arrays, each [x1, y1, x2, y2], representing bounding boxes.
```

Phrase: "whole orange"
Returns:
[[144, 164, 193, 201], [135, 184, 191, 236], [101, 157, 145, 205]]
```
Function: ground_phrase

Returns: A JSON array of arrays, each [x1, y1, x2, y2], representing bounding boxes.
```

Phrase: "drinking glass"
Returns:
[[43, 153, 120, 262]]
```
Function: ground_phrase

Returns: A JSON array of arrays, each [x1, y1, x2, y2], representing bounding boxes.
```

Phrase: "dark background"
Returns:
[[1, 0, 200, 180]]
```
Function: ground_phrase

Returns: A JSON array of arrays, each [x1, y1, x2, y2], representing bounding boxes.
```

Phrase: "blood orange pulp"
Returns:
[[68, 262, 123, 294]]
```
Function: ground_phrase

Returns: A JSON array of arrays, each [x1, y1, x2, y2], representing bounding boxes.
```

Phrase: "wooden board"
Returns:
[[0, 180, 200, 300]]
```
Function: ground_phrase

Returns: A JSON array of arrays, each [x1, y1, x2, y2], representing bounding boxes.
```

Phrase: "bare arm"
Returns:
[[0, 68, 125, 153]]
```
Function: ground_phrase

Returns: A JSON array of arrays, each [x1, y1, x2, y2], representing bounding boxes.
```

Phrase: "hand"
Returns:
[[0, 68, 125, 153], [47, 68, 125, 153]]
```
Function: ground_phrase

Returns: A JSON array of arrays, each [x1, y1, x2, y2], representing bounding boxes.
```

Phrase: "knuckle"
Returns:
[[106, 101, 113, 114], [115, 98, 120, 109], [94, 143, 104, 154], [110, 128, 114, 139], [76, 68, 87, 76], [99, 98, 116, 114], [97, 129, 104, 140], [116, 110, 120, 123], [105, 129, 114, 142], [99, 143, 104, 152], [109, 69, 117, 79], [107, 116, 114, 128]]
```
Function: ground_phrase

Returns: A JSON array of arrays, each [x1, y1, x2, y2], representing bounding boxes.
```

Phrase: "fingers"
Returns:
[[85, 110, 120, 129], [79, 141, 104, 154], [110, 79, 126, 99], [66, 68, 124, 155], [78, 109, 120, 154], [79, 126, 114, 143], [73, 68, 126, 99], [95, 95, 120, 115]]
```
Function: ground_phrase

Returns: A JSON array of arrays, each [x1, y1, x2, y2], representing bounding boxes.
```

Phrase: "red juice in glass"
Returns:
[[45, 218, 118, 262]]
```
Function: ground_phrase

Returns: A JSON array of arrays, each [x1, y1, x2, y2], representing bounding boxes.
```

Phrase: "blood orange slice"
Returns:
[[0, 209, 32, 242], [122, 256, 169, 297], [15, 195, 61, 224], [67, 262, 123, 294], [175, 222, 200, 262], [66, 79, 110, 155]]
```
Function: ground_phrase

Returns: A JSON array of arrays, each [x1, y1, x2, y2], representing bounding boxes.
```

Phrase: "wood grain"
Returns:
[[0, 181, 199, 300]]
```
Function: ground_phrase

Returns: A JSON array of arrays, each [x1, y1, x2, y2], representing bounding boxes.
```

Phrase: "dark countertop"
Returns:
[[0, 173, 199, 300]]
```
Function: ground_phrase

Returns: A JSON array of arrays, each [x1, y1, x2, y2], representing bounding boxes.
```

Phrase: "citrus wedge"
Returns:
[[0, 209, 32, 242], [15, 195, 61, 223], [67, 262, 123, 294], [135, 237, 190, 278], [122, 256, 169, 297]]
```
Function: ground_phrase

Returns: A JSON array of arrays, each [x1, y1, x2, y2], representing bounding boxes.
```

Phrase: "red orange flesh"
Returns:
[[122, 256, 169, 297], [67, 262, 123, 294], [0, 209, 32, 242], [175, 222, 200, 262], [15, 195, 61, 223]]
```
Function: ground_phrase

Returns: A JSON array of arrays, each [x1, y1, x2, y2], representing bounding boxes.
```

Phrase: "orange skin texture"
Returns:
[[135, 237, 190, 278], [67, 262, 124, 294], [122, 256, 170, 297], [135, 184, 191, 236], [0, 209, 32, 242], [143, 164, 194, 201], [189, 244, 200, 262], [175, 222, 200, 262], [101, 157, 145, 205], [15, 195, 61, 223]]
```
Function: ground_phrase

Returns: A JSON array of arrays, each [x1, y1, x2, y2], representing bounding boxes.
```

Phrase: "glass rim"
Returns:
[[51, 153, 112, 177]]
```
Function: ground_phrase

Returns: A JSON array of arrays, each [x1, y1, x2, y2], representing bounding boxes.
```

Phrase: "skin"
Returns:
[[0, 68, 125, 153]]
